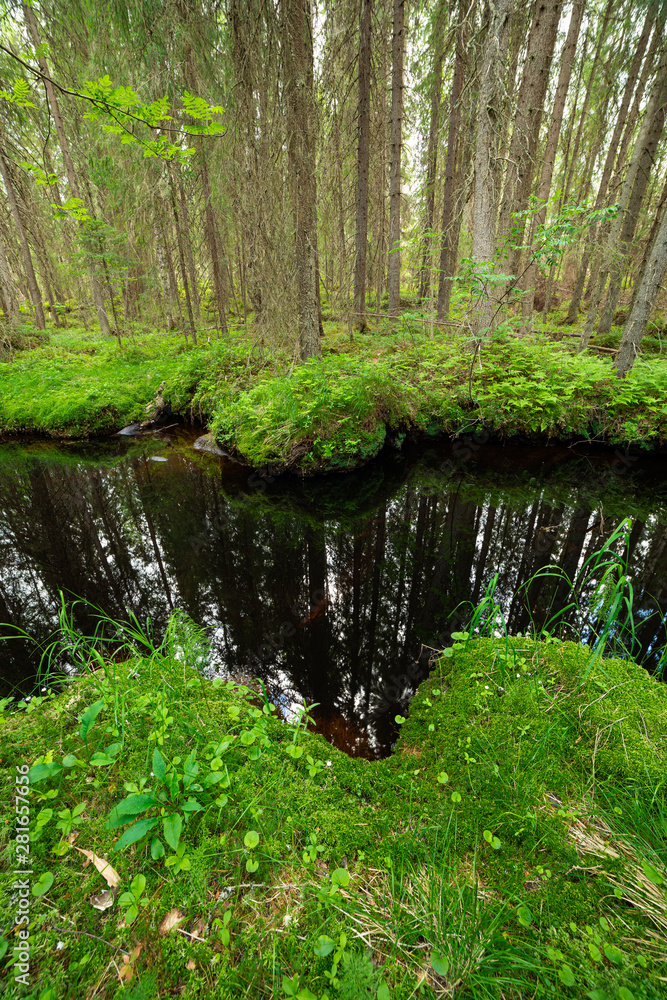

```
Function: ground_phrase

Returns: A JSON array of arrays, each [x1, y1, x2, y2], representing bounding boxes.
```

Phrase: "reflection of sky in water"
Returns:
[[1, 436, 667, 755]]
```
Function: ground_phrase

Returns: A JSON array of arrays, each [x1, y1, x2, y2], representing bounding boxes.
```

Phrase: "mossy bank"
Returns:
[[1, 624, 666, 999], [2, 324, 667, 474]]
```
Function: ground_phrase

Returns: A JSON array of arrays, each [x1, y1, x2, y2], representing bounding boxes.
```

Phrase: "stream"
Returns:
[[1, 431, 667, 756]]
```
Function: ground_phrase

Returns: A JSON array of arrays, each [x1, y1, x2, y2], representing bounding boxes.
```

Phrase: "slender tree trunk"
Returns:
[[353, 0, 372, 330], [471, 0, 514, 335], [283, 0, 320, 360], [497, 0, 563, 260], [23, 2, 112, 335], [436, 0, 469, 322], [0, 147, 45, 329], [418, 1, 447, 304], [167, 164, 197, 344], [0, 230, 18, 323], [580, 47, 667, 349], [387, 0, 405, 317], [597, 65, 667, 333], [561, 0, 614, 209], [176, 165, 200, 323], [522, 0, 584, 324], [614, 193, 667, 376], [200, 144, 228, 335], [566, 2, 655, 324]]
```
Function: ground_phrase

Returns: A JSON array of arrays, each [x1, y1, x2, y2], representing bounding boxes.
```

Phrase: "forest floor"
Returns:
[[1, 305, 667, 473], [1, 628, 666, 999]]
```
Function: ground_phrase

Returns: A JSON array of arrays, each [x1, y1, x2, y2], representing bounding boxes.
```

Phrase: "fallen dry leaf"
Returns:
[[117, 941, 143, 982], [190, 918, 206, 939], [186, 959, 196, 970], [67, 831, 80, 846], [159, 908, 187, 935], [75, 848, 121, 889], [90, 889, 114, 911]]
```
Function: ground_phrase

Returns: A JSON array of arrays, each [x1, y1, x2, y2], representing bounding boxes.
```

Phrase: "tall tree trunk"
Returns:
[[387, 0, 405, 318], [284, 0, 320, 360], [200, 144, 228, 335], [522, 0, 584, 324], [580, 47, 667, 350], [436, 0, 469, 323], [418, 1, 447, 304], [23, 2, 112, 335], [496, 0, 563, 262], [0, 230, 18, 323], [566, 2, 655, 324], [176, 165, 200, 323], [614, 192, 667, 376], [0, 146, 45, 329], [471, 0, 514, 335], [597, 64, 667, 333], [353, 0, 372, 330], [561, 0, 614, 209], [166, 164, 197, 344]]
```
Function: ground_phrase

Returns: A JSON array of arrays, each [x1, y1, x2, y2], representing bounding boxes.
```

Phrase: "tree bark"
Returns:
[[436, 0, 469, 322], [597, 60, 667, 333], [497, 0, 563, 261], [283, 0, 320, 360], [167, 164, 197, 344], [566, 2, 655, 324], [0, 146, 45, 329], [23, 2, 112, 335], [353, 0, 372, 330], [580, 45, 667, 349], [522, 0, 584, 323], [387, 0, 405, 318], [418, 1, 447, 304], [471, 0, 514, 335], [614, 190, 667, 376], [200, 145, 228, 335]]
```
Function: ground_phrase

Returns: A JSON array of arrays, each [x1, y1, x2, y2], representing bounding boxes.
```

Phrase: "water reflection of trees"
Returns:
[[1, 449, 666, 754]]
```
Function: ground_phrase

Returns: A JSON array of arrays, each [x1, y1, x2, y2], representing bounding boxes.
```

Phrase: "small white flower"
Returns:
[[326, 760, 332, 767], [484, 685, 489, 690], [56, 941, 65, 951], [516, 673, 520, 678]]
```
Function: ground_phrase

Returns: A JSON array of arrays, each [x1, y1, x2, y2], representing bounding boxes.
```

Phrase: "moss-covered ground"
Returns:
[[1, 624, 666, 999], [1, 310, 667, 473]]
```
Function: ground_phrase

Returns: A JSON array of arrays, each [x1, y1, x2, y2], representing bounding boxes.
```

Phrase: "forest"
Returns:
[[3, 1, 667, 999], [0, 0, 665, 379]]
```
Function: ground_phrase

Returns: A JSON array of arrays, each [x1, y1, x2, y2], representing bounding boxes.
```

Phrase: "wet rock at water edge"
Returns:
[[193, 433, 226, 457]]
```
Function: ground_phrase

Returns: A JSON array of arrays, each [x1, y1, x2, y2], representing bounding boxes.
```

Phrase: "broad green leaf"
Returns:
[[152, 747, 167, 782], [79, 700, 105, 742], [331, 868, 349, 887], [588, 942, 602, 962], [431, 951, 449, 975], [603, 944, 623, 965], [641, 861, 664, 885], [451, 791, 462, 803], [163, 812, 183, 852], [130, 874, 146, 896], [28, 761, 63, 784], [105, 794, 156, 830], [616, 988, 634, 1000], [32, 871, 54, 896], [244, 829, 260, 849], [558, 965, 575, 987], [150, 836, 165, 860], [377, 984, 390, 1000], [113, 817, 157, 851], [314, 935, 336, 957], [90, 752, 117, 766]]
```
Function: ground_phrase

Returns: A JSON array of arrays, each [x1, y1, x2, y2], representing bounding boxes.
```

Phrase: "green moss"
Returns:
[[2, 325, 667, 472], [1, 631, 666, 997]]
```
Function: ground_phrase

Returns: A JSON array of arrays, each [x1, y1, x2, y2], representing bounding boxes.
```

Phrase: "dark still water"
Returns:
[[1, 432, 667, 756]]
